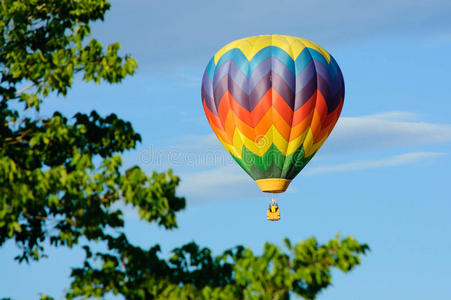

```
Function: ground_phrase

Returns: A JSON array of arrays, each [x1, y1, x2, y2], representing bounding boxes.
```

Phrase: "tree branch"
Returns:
[[15, 83, 36, 96]]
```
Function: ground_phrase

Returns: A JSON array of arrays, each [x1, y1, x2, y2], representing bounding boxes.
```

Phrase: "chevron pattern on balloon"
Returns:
[[201, 35, 345, 180]]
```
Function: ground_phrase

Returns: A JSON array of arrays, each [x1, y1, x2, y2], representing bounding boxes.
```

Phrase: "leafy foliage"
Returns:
[[0, 1, 369, 299], [66, 235, 368, 300]]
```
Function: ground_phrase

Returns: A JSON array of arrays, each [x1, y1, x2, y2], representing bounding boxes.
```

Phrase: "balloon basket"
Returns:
[[267, 197, 281, 221]]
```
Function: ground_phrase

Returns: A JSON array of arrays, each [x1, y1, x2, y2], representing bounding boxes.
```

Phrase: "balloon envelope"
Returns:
[[201, 35, 344, 193]]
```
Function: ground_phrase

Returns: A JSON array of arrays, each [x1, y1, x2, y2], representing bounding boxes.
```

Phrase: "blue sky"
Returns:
[[1, 0, 451, 299]]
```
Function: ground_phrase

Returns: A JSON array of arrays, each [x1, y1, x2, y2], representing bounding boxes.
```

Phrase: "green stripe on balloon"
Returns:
[[231, 145, 316, 180]]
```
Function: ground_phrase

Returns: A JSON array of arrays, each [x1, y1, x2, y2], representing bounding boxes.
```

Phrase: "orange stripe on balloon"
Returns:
[[253, 108, 273, 138], [271, 89, 293, 125], [311, 97, 343, 144], [250, 90, 273, 127], [292, 92, 316, 126], [289, 110, 313, 141], [216, 91, 272, 128], [220, 107, 292, 142], [271, 108, 291, 141], [312, 98, 343, 144], [215, 89, 325, 130], [206, 114, 233, 145], [203, 100, 223, 130], [315, 91, 328, 123], [311, 92, 329, 143], [217, 93, 231, 127], [315, 117, 335, 143], [323, 98, 344, 129], [310, 110, 322, 142]]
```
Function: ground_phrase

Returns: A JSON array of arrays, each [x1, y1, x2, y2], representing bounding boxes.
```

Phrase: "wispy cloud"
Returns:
[[178, 165, 260, 202], [305, 152, 445, 175], [138, 134, 232, 171], [177, 151, 444, 202], [324, 112, 451, 154], [361, 111, 421, 121]]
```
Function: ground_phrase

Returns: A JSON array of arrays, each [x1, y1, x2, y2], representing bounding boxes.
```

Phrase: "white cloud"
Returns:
[[178, 165, 260, 203], [138, 134, 234, 171], [324, 112, 451, 154], [305, 152, 445, 175], [362, 111, 421, 121], [177, 151, 444, 202]]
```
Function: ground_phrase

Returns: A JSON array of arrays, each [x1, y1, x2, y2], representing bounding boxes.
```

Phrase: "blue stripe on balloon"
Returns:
[[248, 47, 296, 75], [214, 49, 249, 78], [206, 58, 216, 81], [213, 46, 339, 81]]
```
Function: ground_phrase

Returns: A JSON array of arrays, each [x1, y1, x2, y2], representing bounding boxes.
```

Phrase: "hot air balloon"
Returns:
[[201, 35, 344, 221]]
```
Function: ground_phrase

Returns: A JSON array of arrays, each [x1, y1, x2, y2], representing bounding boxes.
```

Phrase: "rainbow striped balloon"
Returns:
[[201, 35, 344, 193]]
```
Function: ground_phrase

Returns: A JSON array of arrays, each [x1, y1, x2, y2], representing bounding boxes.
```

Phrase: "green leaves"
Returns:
[[0, 0, 135, 107], [66, 236, 368, 300]]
